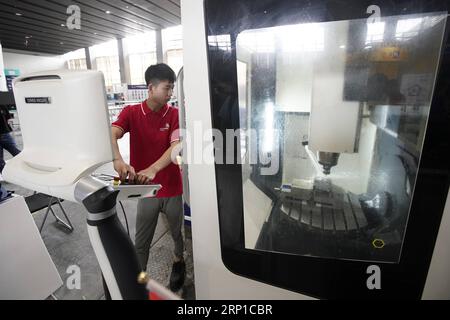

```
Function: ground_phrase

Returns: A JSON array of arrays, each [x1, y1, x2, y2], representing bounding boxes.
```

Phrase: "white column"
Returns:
[[0, 42, 8, 91], [156, 29, 163, 63], [84, 47, 92, 70], [117, 38, 127, 84]]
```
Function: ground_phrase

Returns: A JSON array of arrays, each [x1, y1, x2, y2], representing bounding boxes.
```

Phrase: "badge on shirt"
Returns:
[[160, 123, 170, 131]]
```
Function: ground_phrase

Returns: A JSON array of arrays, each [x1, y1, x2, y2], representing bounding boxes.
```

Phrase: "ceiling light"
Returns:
[[105, 10, 111, 14], [15, 12, 22, 16], [61, 24, 65, 27]]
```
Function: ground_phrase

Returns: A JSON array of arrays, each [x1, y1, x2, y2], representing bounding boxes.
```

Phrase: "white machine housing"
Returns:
[[309, 20, 360, 154], [3, 70, 113, 201], [182, 0, 450, 300], [182, 0, 306, 299]]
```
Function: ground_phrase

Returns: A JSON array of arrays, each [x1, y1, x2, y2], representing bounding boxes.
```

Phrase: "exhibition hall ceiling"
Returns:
[[0, 0, 180, 54]]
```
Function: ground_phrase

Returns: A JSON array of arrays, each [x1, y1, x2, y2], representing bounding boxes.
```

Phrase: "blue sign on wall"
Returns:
[[4, 69, 20, 92]]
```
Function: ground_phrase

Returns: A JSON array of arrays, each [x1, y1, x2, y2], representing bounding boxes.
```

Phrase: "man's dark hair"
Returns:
[[144, 63, 176, 86]]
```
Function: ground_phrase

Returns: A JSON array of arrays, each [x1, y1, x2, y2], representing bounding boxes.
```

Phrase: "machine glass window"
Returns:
[[236, 13, 447, 263]]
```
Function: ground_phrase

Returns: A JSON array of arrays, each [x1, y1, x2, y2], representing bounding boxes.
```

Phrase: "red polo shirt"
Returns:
[[112, 101, 182, 198]]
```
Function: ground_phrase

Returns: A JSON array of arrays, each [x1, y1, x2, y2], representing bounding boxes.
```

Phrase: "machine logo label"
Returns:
[[25, 97, 51, 104]]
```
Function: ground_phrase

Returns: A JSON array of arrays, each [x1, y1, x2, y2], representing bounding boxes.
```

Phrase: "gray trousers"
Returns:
[[135, 195, 184, 271]]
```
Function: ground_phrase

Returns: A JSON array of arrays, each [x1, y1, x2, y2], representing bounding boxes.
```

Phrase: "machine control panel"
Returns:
[[92, 174, 161, 201]]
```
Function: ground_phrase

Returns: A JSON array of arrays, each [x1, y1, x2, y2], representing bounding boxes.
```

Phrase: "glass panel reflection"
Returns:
[[237, 13, 447, 262]]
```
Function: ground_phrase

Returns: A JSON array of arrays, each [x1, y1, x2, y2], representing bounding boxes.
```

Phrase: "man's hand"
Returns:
[[113, 159, 136, 182], [136, 166, 158, 185]]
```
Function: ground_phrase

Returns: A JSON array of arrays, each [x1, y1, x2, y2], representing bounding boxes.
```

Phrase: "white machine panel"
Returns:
[[182, 0, 306, 299], [309, 20, 360, 154], [3, 70, 113, 201], [0, 196, 62, 299]]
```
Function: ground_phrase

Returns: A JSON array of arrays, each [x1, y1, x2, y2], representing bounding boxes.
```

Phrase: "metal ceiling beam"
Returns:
[[0, 26, 83, 48], [13, 0, 142, 39], [0, 0, 182, 55], [0, 12, 112, 44], [2, 37, 78, 52], [147, 0, 181, 17], [2, 42, 68, 55], [0, 3, 115, 42], [109, 0, 180, 23], [74, 0, 173, 29], [0, 15, 107, 53], [45, 0, 157, 34], [168, 0, 181, 7], [0, 25, 97, 48]]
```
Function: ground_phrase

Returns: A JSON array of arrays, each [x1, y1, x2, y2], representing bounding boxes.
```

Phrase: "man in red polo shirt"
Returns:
[[111, 63, 185, 292]]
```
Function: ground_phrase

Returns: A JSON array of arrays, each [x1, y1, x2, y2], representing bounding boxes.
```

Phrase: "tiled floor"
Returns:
[[2, 131, 195, 300]]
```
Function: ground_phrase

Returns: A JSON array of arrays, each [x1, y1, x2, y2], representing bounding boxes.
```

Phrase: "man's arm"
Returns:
[[111, 126, 136, 181], [136, 141, 181, 185]]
